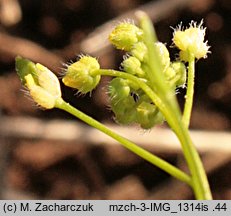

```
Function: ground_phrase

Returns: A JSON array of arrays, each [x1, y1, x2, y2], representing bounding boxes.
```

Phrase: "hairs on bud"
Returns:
[[62, 55, 101, 94]]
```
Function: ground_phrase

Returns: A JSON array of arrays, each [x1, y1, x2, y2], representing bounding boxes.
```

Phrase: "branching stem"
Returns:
[[55, 98, 192, 186]]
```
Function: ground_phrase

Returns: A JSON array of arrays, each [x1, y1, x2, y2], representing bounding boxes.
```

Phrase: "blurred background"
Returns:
[[0, 0, 230, 199]]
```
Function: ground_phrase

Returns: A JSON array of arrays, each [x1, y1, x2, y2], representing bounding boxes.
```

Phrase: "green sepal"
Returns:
[[15, 56, 38, 85]]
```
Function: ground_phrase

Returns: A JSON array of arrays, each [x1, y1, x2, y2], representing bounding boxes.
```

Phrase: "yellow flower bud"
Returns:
[[16, 57, 62, 109], [130, 42, 148, 62], [109, 22, 143, 51], [25, 74, 56, 109], [122, 56, 145, 77], [36, 63, 61, 98], [62, 56, 100, 94]]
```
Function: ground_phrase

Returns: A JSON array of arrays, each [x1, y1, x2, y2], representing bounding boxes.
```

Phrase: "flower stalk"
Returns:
[[55, 98, 192, 186], [183, 53, 195, 128], [138, 12, 212, 200]]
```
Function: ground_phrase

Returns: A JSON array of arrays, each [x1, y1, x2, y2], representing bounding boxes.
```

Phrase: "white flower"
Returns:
[[173, 21, 210, 60]]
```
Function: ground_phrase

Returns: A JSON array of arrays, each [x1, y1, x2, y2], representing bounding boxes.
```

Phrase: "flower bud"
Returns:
[[111, 99, 137, 124], [109, 22, 143, 51], [109, 78, 136, 124], [108, 78, 130, 101], [154, 42, 170, 72], [165, 67, 176, 82], [15, 56, 37, 85], [25, 74, 57, 109], [36, 63, 61, 98], [16, 56, 62, 109], [62, 56, 100, 94], [122, 56, 145, 77], [108, 77, 165, 129], [171, 61, 186, 87], [164, 61, 186, 88], [130, 42, 148, 62]]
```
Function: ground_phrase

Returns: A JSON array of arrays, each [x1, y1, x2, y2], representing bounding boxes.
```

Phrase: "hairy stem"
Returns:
[[183, 53, 195, 128]]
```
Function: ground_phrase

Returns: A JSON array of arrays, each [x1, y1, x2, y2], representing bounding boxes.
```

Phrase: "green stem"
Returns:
[[139, 13, 212, 199], [55, 98, 191, 186], [179, 54, 212, 199], [137, 11, 169, 94], [168, 117, 212, 200], [92, 69, 212, 199], [138, 11, 180, 118], [183, 54, 195, 128]]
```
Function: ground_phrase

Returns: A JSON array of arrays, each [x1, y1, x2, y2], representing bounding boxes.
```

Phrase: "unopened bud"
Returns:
[[109, 22, 143, 51], [16, 56, 61, 109], [25, 74, 56, 109], [62, 56, 101, 94], [36, 63, 61, 98], [130, 42, 148, 62], [122, 56, 145, 77], [165, 61, 186, 88]]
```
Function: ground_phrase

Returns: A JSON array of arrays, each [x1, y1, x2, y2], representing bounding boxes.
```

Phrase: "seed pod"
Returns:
[[136, 101, 164, 129]]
